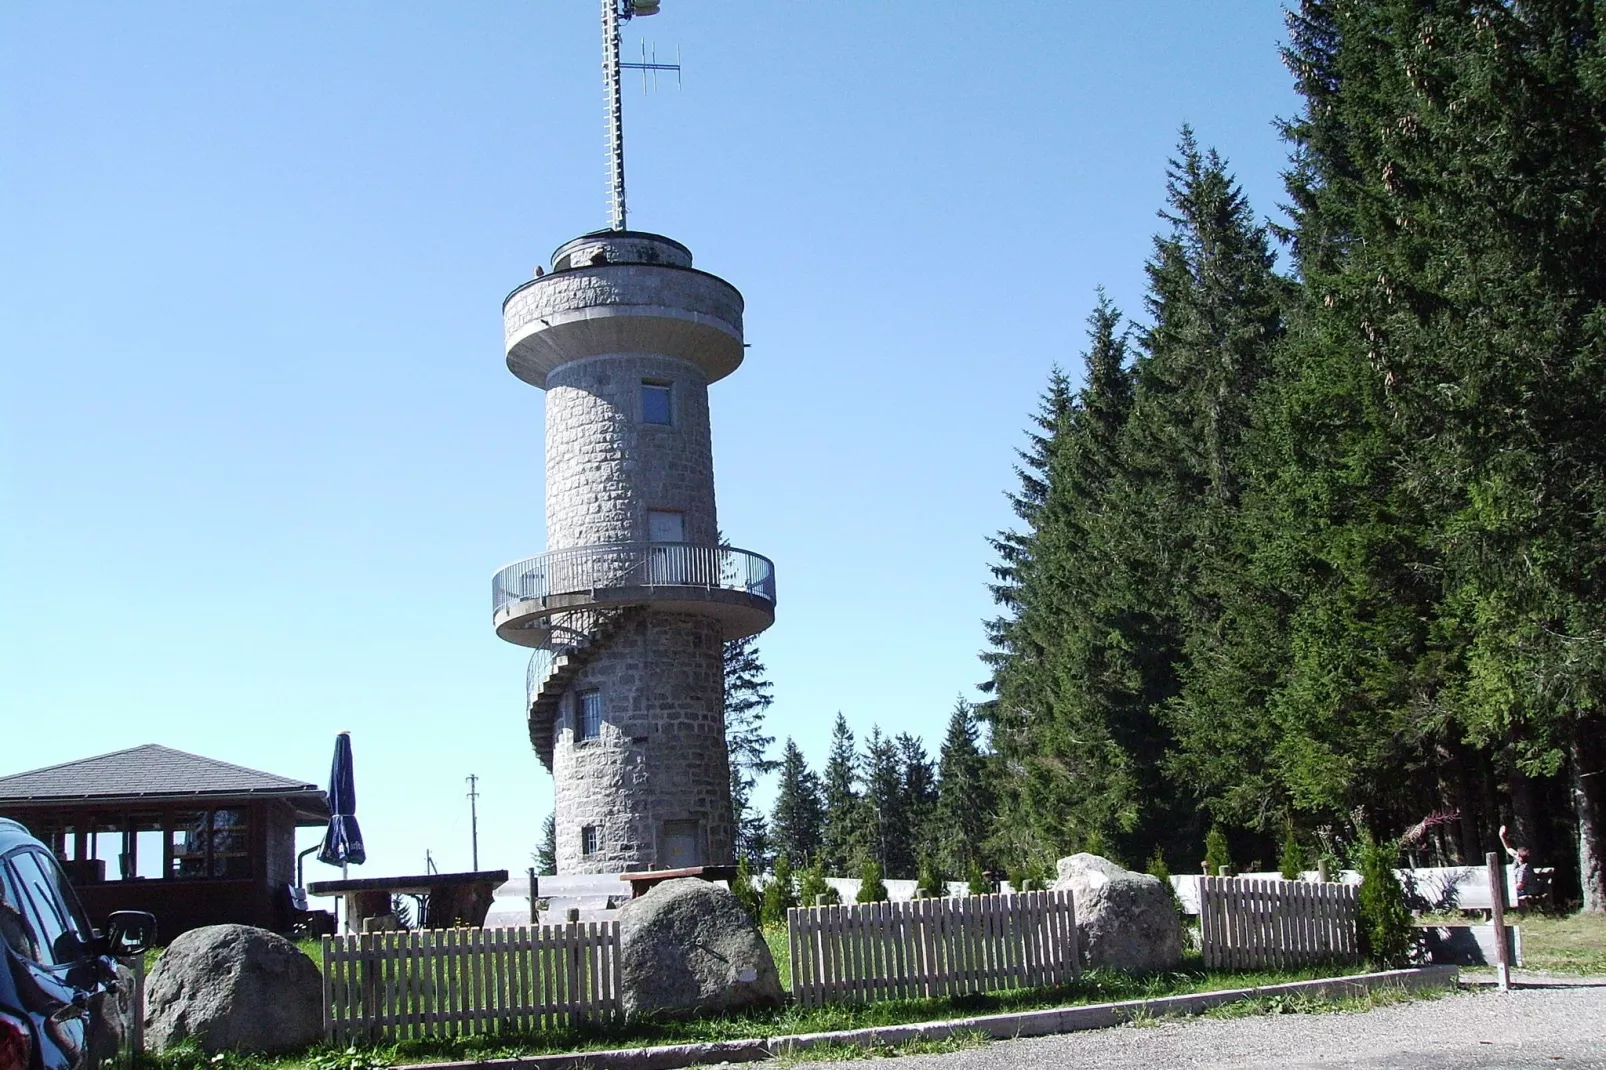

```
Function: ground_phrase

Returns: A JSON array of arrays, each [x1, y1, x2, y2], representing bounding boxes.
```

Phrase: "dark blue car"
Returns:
[[0, 819, 154, 1070]]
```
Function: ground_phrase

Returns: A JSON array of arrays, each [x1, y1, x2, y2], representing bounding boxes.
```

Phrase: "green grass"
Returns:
[[765, 923, 791, 988], [1198, 981, 1459, 1021], [1417, 909, 1606, 976], [767, 1030, 991, 1065], [1509, 912, 1606, 974]]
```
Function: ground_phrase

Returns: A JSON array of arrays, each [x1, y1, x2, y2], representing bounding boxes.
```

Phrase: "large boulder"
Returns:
[[617, 878, 783, 1019], [1054, 853, 1182, 973], [144, 924, 322, 1054]]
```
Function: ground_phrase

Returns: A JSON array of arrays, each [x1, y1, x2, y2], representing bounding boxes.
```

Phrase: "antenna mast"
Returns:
[[603, 0, 627, 230], [601, 0, 676, 231]]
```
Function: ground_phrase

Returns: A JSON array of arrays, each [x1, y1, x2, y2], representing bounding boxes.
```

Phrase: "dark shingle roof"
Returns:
[[0, 744, 322, 804]]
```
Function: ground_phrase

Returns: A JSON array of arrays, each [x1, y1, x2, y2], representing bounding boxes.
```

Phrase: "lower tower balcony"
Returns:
[[491, 541, 776, 649]]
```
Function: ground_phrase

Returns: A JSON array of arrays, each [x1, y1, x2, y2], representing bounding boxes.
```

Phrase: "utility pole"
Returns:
[[466, 775, 481, 871]]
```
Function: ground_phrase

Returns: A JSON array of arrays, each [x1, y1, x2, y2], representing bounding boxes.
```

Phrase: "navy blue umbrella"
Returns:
[[318, 731, 366, 869]]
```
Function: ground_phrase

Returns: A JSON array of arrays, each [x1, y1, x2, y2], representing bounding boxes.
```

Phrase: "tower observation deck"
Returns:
[[493, 229, 775, 874]]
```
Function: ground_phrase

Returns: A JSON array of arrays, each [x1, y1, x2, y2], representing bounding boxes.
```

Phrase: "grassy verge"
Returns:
[[1506, 912, 1606, 974], [138, 958, 1398, 1070], [1416, 910, 1606, 975], [1197, 981, 1460, 1021], [768, 1030, 991, 1065]]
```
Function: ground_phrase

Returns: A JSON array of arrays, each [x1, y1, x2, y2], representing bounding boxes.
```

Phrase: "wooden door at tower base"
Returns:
[[660, 820, 701, 869]]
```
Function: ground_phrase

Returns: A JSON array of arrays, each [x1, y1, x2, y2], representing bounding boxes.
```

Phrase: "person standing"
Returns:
[[1498, 824, 1538, 909]]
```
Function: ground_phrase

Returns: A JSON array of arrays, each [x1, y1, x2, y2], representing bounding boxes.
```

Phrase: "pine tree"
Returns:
[[896, 732, 938, 869], [770, 738, 825, 866], [820, 713, 861, 873], [536, 813, 557, 876], [856, 727, 912, 877], [982, 297, 1141, 861], [933, 698, 993, 877], [725, 633, 779, 864]]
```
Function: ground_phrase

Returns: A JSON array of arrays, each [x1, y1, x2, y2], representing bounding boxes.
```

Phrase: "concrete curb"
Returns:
[[400, 965, 1460, 1070]]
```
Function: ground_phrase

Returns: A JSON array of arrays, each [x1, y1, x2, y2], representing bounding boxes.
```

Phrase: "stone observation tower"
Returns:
[[489, 0, 774, 877], [493, 234, 776, 874]]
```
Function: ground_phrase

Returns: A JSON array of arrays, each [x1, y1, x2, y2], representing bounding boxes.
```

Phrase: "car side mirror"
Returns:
[[102, 911, 156, 957]]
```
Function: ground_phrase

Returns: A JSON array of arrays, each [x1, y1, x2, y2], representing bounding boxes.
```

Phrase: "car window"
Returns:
[[0, 863, 43, 962], [5, 849, 91, 966]]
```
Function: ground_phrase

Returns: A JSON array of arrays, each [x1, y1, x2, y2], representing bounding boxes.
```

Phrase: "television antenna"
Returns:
[[602, 0, 681, 230]]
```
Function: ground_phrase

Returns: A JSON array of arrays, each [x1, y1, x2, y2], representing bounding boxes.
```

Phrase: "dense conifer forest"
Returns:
[[741, 2, 1605, 913]]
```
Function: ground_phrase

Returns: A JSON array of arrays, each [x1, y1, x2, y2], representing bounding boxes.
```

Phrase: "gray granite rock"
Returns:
[[1054, 853, 1183, 974], [617, 878, 783, 1019], [144, 924, 322, 1053]]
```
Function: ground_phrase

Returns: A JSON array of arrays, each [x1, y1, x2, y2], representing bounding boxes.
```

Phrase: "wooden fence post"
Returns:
[[1486, 851, 1511, 991]]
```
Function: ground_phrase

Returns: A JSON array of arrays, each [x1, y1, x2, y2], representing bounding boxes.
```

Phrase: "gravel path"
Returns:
[[796, 976, 1606, 1070]]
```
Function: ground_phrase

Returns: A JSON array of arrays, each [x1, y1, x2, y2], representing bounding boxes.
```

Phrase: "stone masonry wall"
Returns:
[[552, 611, 732, 874], [544, 354, 717, 552]]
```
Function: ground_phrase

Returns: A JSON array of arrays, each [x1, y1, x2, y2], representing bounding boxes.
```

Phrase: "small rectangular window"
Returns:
[[581, 826, 599, 856], [578, 689, 602, 741], [641, 382, 672, 426]]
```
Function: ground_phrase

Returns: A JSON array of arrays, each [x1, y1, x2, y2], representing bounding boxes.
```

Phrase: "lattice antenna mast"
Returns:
[[602, 0, 677, 230]]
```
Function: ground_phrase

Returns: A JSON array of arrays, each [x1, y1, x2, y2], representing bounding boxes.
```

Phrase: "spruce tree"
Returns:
[[933, 698, 993, 877], [983, 296, 1141, 861], [856, 727, 911, 876], [896, 732, 938, 869], [820, 713, 861, 873], [724, 633, 778, 864], [770, 738, 825, 866], [536, 813, 557, 876]]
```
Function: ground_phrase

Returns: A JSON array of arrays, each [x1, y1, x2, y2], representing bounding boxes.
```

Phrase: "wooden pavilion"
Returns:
[[0, 744, 330, 939]]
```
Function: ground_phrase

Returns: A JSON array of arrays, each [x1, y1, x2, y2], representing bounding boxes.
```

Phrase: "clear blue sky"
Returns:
[[2, 3, 1300, 882]]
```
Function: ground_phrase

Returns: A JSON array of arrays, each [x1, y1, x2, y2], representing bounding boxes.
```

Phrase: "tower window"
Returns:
[[578, 689, 602, 741], [581, 826, 599, 856], [641, 382, 672, 425]]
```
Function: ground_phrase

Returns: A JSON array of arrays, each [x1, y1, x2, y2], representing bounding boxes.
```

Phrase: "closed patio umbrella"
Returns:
[[318, 731, 366, 871]]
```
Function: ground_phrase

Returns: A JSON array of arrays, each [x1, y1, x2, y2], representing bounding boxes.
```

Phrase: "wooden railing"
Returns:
[[786, 891, 1079, 1009], [323, 924, 621, 1044], [1197, 876, 1358, 969]]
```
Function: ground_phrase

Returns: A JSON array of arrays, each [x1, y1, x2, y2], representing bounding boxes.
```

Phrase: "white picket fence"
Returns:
[[323, 923, 621, 1044], [1197, 876, 1358, 969], [787, 890, 1080, 1009]]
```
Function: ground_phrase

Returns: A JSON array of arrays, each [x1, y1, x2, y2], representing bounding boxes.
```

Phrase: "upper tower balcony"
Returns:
[[501, 230, 745, 389], [491, 541, 775, 648]]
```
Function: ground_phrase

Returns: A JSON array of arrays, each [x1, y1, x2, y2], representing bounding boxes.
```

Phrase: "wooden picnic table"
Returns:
[[620, 865, 737, 899], [309, 869, 508, 931]]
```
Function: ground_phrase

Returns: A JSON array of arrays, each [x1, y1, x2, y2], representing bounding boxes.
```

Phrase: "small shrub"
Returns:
[[915, 856, 946, 899], [732, 857, 762, 922], [1354, 829, 1414, 968], [797, 861, 839, 906], [762, 854, 798, 925], [1203, 825, 1231, 876], [856, 860, 888, 903], [1145, 846, 1172, 884], [1146, 847, 1184, 919], [1279, 824, 1305, 882], [966, 859, 991, 896]]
